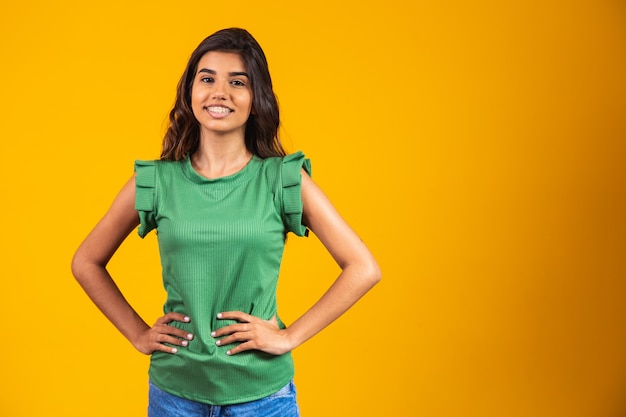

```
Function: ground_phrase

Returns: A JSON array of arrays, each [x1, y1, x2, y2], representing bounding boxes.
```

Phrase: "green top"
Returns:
[[134, 151, 311, 405]]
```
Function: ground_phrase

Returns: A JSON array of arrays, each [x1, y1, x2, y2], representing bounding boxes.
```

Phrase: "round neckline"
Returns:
[[182, 154, 261, 187]]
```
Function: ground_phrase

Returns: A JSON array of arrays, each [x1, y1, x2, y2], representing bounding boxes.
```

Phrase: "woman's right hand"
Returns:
[[133, 312, 194, 355]]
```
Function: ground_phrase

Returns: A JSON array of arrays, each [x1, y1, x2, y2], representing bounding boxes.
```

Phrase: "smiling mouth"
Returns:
[[205, 106, 233, 114]]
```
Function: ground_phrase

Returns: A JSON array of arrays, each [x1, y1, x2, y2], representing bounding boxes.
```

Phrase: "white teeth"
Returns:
[[207, 106, 231, 113]]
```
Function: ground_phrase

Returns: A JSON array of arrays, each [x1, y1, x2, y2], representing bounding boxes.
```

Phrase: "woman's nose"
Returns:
[[211, 82, 228, 99]]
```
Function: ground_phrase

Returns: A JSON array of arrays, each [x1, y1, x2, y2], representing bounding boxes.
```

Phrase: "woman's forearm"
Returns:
[[72, 260, 151, 348], [285, 261, 381, 350]]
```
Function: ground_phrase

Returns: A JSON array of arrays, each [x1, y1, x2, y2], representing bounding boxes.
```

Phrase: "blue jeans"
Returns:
[[148, 380, 300, 417]]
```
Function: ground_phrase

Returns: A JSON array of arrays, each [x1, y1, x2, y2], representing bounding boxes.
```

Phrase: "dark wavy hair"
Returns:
[[161, 28, 285, 160]]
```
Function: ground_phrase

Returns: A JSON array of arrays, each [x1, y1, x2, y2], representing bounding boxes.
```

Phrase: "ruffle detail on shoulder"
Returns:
[[281, 151, 311, 237], [134, 160, 157, 238]]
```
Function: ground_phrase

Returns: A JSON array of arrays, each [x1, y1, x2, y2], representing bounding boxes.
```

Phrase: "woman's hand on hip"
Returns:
[[133, 312, 194, 355], [212, 311, 293, 356]]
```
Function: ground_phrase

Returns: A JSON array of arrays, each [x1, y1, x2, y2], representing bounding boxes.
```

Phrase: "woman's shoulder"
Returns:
[[134, 158, 184, 173], [258, 151, 309, 177], [134, 158, 185, 189], [259, 151, 307, 166], [281, 151, 310, 175]]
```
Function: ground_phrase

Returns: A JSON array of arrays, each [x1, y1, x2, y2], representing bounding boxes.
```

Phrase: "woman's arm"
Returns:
[[213, 170, 381, 355], [71, 176, 193, 354]]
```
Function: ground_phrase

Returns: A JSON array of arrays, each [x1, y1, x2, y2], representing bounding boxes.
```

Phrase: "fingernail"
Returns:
[[226, 350, 232, 355], [210, 331, 216, 337], [187, 333, 193, 340], [184, 316, 190, 322], [182, 340, 188, 347], [216, 340, 221, 346], [217, 313, 223, 319], [172, 348, 178, 354]]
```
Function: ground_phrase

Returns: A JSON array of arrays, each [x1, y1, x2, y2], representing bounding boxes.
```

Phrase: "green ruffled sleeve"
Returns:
[[281, 151, 312, 237], [134, 160, 157, 238]]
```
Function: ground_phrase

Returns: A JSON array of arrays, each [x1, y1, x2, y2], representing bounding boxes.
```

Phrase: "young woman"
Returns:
[[72, 28, 380, 417]]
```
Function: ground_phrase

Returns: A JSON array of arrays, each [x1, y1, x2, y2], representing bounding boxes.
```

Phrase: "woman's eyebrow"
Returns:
[[197, 68, 249, 78]]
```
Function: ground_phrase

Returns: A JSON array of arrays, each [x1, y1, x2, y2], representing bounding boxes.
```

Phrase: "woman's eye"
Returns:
[[200, 77, 214, 83], [231, 80, 246, 87]]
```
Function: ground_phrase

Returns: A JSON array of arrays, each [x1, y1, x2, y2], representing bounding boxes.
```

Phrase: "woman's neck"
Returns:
[[190, 136, 252, 179]]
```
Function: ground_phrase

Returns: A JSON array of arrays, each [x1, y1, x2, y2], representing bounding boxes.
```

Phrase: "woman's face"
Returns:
[[191, 51, 253, 140]]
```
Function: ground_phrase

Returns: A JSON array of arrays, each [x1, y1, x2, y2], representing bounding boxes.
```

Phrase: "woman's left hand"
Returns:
[[212, 311, 293, 356]]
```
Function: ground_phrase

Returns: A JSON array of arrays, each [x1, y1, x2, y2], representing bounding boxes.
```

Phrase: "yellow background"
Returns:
[[1, 1, 625, 416]]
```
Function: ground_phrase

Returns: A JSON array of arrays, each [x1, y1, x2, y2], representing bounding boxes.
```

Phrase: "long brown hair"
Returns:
[[161, 28, 285, 160]]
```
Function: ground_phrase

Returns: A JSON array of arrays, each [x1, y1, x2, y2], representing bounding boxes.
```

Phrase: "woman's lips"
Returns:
[[205, 105, 233, 118]]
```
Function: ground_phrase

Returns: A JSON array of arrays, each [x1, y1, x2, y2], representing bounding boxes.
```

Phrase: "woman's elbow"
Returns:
[[368, 260, 382, 286], [71, 251, 86, 283], [358, 257, 381, 289], [71, 248, 96, 286]]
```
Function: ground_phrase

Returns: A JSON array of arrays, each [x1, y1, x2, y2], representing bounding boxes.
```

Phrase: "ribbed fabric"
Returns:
[[134, 151, 311, 405]]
